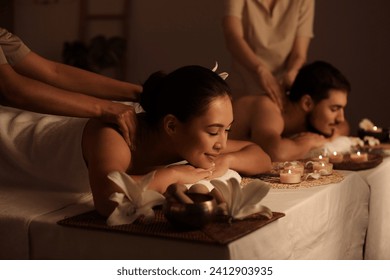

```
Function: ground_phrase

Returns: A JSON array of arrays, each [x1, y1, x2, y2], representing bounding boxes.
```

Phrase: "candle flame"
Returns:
[[357, 151, 361, 156]]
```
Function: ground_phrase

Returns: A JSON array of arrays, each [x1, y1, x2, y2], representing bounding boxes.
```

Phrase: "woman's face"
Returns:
[[309, 90, 347, 137], [174, 95, 233, 169]]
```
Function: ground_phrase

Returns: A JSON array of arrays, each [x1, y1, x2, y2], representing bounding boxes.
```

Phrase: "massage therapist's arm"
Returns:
[[1, 51, 141, 146], [222, 15, 283, 108]]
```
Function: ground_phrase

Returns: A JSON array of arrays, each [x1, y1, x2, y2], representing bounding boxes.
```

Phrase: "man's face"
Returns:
[[308, 90, 348, 137]]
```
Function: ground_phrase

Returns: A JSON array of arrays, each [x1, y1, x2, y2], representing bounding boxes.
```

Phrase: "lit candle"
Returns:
[[371, 126, 383, 132], [329, 151, 344, 163], [311, 154, 330, 163], [313, 161, 333, 175], [350, 151, 368, 163], [283, 161, 304, 176], [280, 169, 302, 184]]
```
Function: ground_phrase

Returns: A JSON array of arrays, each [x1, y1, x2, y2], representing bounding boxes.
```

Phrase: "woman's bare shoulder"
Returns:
[[82, 119, 121, 140], [82, 119, 129, 159]]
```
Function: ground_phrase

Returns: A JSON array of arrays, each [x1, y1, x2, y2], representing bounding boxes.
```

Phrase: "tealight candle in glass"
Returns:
[[329, 151, 344, 163], [283, 161, 304, 176], [350, 151, 368, 163], [311, 154, 330, 163], [280, 169, 302, 184], [313, 161, 333, 175]]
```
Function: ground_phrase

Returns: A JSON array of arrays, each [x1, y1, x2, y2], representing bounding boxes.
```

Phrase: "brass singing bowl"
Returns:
[[163, 193, 217, 230]]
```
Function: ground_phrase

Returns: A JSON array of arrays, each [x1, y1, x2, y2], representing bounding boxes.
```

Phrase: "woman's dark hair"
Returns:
[[140, 65, 232, 125], [289, 61, 351, 103]]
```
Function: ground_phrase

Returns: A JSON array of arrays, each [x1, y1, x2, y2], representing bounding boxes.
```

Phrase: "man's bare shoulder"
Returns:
[[234, 95, 278, 109]]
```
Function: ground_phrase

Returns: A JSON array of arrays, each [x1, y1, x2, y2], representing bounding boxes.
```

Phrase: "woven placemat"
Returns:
[[243, 171, 345, 189], [57, 208, 285, 245]]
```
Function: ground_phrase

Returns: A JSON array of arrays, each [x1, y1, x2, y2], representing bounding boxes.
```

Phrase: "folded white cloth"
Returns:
[[323, 136, 355, 154], [185, 169, 242, 191], [359, 118, 375, 130], [166, 160, 242, 191], [306, 136, 364, 158]]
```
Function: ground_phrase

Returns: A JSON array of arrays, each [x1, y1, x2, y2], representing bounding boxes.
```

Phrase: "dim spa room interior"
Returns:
[[1, 0, 390, 260]]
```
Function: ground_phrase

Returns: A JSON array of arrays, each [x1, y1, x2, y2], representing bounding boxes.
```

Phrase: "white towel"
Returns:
[[0, 186, 91, 259], [305, 136, 363, 158], [186, 169, 242, 191], [323, 136, 355, 153], [0, 106, 90, 192]]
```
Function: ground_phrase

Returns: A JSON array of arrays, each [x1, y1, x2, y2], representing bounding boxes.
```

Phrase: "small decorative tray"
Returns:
[[366, 144, 390, 157], [358, 128, 389, 143], [332, 153, 383, 171]]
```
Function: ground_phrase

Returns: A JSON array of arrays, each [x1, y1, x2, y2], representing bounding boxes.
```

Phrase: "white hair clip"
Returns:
[[212, 61, 229, 80]]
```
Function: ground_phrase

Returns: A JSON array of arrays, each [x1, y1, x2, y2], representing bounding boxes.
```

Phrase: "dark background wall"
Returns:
[[4, 0, 390, 134], [308, 0, 390, 134]]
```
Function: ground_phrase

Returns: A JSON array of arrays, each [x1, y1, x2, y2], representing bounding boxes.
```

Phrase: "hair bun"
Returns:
[[140, 71, 166, 113]]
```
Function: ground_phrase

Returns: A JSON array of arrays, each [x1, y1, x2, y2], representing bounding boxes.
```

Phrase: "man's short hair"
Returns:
[[289, 61, 351, 103]]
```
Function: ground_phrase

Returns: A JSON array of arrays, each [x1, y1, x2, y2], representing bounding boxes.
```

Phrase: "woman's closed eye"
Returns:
[[207, 122, 232, 136], [207, 130, 219, 136], [207, 127, 231, 136]]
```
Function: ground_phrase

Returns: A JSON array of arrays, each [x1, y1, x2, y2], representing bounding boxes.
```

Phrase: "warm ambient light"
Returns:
[[313, 161, 333, 175], [329, 151, 344, 163], [310, 154, 330, 163], [280, 169, 302, 184], [350, 151, 368, 163], [283, 161, 304, 176]]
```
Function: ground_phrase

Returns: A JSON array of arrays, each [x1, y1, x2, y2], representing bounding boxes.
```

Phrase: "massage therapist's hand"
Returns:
[[168, 164, 213, 184], [99, 102, 137, 149], [256, 66, 284, 110], [282, 70, 298, 93]]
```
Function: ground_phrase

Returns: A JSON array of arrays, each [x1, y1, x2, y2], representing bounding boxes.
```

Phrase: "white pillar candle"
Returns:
[[280, 169, 302, 184]]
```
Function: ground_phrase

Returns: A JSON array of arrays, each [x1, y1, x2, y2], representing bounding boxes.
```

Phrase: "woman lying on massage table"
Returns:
[[82, 65, 272, 217]]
